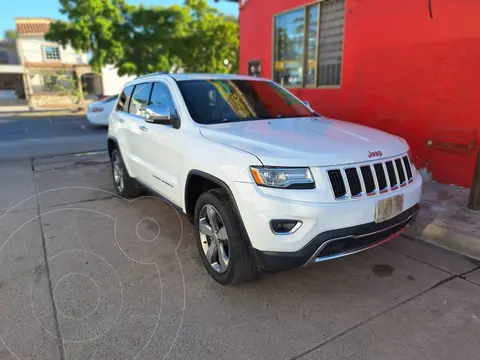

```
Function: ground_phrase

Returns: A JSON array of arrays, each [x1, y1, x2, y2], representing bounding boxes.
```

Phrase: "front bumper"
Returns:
[[252, 204, 418, 272], [229, 170, 422, 272]]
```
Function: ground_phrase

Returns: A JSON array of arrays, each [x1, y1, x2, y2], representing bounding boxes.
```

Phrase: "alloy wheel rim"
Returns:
[[198, 204, 230, 273], [113, 155, 124, 192]]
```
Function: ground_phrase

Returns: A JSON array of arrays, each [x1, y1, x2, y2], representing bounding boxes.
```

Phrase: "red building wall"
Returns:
[[239, 0, 480, 188]]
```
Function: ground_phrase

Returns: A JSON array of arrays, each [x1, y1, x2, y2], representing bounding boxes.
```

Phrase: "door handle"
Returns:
[[119, 118, 125, 123], [139, 125, 148, 132]]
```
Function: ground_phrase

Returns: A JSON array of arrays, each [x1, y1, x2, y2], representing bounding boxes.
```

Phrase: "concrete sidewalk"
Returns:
[[406, 181, 480, 260]]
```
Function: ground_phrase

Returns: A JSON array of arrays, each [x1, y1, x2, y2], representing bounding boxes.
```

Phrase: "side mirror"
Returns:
[[144, 105, 170, 123]]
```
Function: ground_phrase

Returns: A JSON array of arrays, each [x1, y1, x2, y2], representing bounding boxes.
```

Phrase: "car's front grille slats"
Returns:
[[374, 163, 388, 193], [395, 158, 406, 186], [327, 169, 347, 199], [385, 161, 398, 189], [345, 168, 362, 197], [403, 156, 413, 182], [326, 155, 415, 200], [360, 166, 376, 195]]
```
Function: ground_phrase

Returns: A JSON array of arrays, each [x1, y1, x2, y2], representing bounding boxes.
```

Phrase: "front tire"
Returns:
[[110, 149, 142, 198], [194, 189, 257, 285]]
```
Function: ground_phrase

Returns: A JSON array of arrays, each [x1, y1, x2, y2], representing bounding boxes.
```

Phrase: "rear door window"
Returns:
[[129, 83, 152, 116], [116, 85, 134, 112]]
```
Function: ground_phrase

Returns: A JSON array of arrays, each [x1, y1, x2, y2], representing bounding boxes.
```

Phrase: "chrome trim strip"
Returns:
[[304, 213, 415, 266], [271, 221, 303, 235], [313, 227, 407, 263]]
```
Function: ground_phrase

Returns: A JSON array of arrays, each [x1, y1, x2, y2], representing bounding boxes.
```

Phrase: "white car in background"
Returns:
[[86, 94, 118, 125]]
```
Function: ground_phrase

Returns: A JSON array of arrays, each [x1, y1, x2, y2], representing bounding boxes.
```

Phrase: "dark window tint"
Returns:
[[176, 79, 315, 125], [0, 51, 8, 64], [116, 85, 134, 111], [129, 83, 152, 116], [149, 82, 179, 119]]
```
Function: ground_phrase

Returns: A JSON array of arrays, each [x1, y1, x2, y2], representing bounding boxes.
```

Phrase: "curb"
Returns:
[[406, 220, 480, 261], [0, 109, 85, 118]]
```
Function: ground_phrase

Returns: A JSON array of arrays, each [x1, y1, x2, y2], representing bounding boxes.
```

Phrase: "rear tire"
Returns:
[[110, 149, 142, 198], [194, 189, 257, 285]]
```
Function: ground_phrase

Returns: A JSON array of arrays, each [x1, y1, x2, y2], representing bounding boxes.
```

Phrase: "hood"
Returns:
[[199, 117, 408, 167]]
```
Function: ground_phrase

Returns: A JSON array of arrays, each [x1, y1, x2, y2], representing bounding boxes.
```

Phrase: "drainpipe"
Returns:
[[468, 148, 480, 210]]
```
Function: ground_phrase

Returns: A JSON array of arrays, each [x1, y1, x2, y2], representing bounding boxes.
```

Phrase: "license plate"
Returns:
[[375, 194, 404, 223]]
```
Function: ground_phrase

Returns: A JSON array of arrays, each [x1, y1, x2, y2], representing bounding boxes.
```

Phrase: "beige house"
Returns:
[[0, 17, 102, 109], [0, 39, 25, 106]]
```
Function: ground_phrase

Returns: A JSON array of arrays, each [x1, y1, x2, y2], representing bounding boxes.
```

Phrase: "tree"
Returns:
[[179, 0, 239, 73], [46, 0, 131, 72], [43, 71, 81, 101], [116, 4, 191, 75], [4, 30, 17, 40], [46, 0, 239, 75]]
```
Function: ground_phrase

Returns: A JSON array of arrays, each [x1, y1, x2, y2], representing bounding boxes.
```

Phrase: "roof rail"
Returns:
[[134, 71, 169, 80]]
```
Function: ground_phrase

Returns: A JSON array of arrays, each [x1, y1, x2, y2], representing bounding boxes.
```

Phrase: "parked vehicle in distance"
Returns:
[[107, 73, 422, 285], [86, 94, 118, 125]]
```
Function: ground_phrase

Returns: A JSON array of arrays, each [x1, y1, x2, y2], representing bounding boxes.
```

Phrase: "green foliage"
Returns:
[[4, 30, 17, 40], [46, 0, 239, 76], [46, 0, 130, 72], [43, 71, 81, 101], [179, 0, 239, 73]]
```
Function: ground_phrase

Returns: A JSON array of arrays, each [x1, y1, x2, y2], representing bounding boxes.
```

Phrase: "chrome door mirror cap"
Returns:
[[144, 105, 171, 123]]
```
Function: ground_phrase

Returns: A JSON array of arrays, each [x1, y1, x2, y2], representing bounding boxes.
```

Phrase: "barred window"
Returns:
[[44, 46, 60, 60], [273, 0, 345, 87]]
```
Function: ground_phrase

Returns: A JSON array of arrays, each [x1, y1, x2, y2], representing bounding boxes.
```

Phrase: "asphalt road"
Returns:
[[0, 153, 480, 360], [0, 115, 107, 159]]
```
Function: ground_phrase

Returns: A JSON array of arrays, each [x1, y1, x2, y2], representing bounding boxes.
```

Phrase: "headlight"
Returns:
[[249, 167, 315, 189]]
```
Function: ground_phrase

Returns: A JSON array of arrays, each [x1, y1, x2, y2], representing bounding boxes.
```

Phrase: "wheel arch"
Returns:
[[184, 170, 253, 248], [107, 136, 119, 159]]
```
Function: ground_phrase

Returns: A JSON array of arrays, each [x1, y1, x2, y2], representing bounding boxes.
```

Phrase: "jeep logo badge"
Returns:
[[368, 150, 383, 158]]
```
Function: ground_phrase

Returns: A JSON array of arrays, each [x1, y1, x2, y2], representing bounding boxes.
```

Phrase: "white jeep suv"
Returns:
[[108, 73, 422, 285]]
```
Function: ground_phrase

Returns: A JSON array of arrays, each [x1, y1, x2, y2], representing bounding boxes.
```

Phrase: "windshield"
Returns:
[[176, 79, 315, 124]]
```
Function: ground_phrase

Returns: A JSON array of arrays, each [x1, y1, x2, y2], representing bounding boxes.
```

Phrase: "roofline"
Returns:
[[14, 17, 57, 22], [124, 73, 270, 87]]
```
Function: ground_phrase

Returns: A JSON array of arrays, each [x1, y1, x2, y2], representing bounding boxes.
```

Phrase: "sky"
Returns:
[[0, 0, 239, 38]]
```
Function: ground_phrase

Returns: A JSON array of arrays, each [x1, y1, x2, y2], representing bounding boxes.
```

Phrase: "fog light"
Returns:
[[270, 220, 302, 234]]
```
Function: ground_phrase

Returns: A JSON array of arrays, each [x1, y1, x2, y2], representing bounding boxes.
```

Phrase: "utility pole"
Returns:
[[468, 148, 480, 210]]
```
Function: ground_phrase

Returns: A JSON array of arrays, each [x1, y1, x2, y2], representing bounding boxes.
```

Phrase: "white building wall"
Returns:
[[101, 65, 136, 95], [18, 35, 87, 64]]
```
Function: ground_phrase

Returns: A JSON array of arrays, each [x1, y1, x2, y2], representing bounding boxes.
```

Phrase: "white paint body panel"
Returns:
[[200, 117, 408, 167], [108, 74, 422, 254], [86, 98, 116, 125]]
